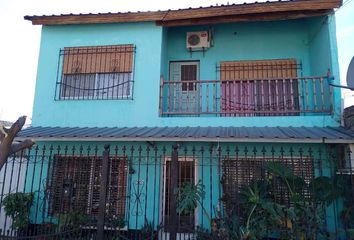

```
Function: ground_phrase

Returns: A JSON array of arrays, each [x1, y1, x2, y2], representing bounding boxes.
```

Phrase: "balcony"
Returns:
[[159, 76, 333, 117]]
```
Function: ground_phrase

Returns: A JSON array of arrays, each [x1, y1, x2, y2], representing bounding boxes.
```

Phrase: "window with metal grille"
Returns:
[[181, 65, 197, 91], [56, 45, 135, 100], [48, 155, 128, 218], [221, 156, 314, 215], [218, 59, 301, 116]]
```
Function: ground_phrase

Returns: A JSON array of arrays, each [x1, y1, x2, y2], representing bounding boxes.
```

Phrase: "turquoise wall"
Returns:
[[32, 22, 163, 128], [307, 15, 341, 120], [165, 20, 312, 79], [31, 18, 341, 128]]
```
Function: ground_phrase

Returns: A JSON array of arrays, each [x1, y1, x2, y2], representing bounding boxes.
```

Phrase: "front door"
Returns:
[[169, 61, 200, 114], [161, 158, 197, 238]]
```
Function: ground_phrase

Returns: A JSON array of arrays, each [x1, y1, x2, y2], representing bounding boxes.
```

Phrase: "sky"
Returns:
[[0, 0, 353, 122]]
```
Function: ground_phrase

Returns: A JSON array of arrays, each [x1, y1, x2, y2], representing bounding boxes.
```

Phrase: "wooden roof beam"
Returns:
[[26, 12, 166, 25], [24, 0, 341, 26], [157, 9, 332, 27], [162, 0, 340, 21]]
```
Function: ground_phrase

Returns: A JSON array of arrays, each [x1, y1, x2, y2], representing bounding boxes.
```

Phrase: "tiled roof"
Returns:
[[24, 0, 341, 26], [16, 126, 354, 143]]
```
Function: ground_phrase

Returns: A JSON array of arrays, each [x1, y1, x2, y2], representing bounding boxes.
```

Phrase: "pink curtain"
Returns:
[[221, 80, 297, 116], [221, 81, 255, 116]]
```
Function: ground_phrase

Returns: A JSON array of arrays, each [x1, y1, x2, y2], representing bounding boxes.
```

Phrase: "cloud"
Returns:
[[337, 25, 354, 39]]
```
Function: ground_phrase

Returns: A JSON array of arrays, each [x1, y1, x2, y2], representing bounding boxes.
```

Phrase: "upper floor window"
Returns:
[[219, 59, 300, 116], [56, 45, 135, 100]]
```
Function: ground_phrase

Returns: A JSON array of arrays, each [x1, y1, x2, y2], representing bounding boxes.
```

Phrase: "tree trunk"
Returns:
[[0, 116, 35, 170]]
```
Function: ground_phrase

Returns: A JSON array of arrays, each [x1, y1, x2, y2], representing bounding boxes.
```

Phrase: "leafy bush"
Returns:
[[2, 192, 34, 229]]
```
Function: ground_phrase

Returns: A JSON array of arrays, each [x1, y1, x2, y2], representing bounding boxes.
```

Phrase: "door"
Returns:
[[169, 61, 200, 114], [161, 158, 197, 238]]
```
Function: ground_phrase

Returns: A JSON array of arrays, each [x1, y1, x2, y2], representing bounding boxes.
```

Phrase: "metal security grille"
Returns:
[[218, 59, 301, 116], [0, 144, 352, 239], [222, 156, 314, 216], [181, 65, 197, 91], [56, 45, 135, 100], [49, 155, 128, 218]]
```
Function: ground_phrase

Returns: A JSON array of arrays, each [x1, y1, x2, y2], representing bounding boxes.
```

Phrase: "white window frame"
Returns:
[[60, 72, 133, 100]]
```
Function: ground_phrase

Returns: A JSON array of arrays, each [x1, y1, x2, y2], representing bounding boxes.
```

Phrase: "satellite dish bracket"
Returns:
[[326, 69, 354, 91]]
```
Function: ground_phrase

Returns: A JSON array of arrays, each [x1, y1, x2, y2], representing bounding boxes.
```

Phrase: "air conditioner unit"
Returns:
[[186, 31, 210, 50]]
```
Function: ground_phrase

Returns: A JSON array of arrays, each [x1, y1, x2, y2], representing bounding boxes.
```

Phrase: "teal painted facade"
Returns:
[[21, 11, 351, 239], [31, 15, 341, 128]]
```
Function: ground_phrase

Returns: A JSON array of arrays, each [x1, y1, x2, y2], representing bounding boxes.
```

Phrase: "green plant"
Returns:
[[335, 174, 354, 238], [57, 211, 88, 231], [112, 215, 126, 229], [238, 180, 286, 240], [2, 192, 34, 229], [141, 219, 154, 239], [175, 180, 213, 226], [263, 162, 333, 240], [215, 213, 242, 240]]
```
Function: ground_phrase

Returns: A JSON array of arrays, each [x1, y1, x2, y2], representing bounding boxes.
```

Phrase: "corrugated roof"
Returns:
[[24, 0, 341, 26], [16, 126, 354, 143]]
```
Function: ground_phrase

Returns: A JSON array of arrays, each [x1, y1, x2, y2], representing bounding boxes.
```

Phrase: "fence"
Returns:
[[0, 142, 352, 239], [160, 76, 333, 117]]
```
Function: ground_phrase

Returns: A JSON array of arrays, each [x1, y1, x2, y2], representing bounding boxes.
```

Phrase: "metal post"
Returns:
[[169, 144, 179, 240], [97, 144, 110, 239]]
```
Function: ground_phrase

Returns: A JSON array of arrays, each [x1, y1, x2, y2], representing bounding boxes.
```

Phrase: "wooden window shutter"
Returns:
[[49, 155, 128, 217], [222, 156, 314, 216], [220, 59, 297, 80], [62, 45, 134, 74]]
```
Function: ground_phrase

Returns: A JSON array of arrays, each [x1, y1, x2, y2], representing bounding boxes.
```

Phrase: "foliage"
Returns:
[[141, 219, 154, 239], [111, 215, 126, 229], [214, 213, 242, 240], [336, 174, 354, 238], [175, 180, 205, 215], [175, 180, 213, 225], [2, 192, 34, 229], [238, 180, 285, 239], [263, 162, 332, 239], [57, 211, 88, 231], [175, 162, 353, 240]]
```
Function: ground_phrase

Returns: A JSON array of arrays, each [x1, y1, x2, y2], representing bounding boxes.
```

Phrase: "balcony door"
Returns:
[[169, 61, 200, 115], [220, 59, 300, 116]]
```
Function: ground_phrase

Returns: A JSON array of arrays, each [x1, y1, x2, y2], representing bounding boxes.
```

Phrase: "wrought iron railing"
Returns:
[[159, 76, 333, 117], [0, 143, 352, 239]]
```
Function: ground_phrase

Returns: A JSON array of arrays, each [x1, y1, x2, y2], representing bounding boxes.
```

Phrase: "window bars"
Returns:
[[55, 45, 135, 100], [49, 155, 128, 219]]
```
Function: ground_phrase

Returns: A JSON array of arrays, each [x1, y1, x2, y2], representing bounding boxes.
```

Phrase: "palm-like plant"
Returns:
[[175, 180, 212, 226]]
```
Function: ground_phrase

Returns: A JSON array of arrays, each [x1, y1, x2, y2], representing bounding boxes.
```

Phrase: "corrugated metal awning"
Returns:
[[16, 126, 354, 143]]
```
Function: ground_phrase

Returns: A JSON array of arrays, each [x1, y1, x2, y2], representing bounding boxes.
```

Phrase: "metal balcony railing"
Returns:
[[159, 76, 333, 117]]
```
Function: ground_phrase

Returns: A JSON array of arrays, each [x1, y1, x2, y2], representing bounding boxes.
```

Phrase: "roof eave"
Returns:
[[157, 9, 333, 27], [16, 136, 354, 144], [24, 0, 341, 26]]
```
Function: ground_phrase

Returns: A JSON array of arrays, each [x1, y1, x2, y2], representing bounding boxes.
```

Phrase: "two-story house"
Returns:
[[2, 0, 354, 239]]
